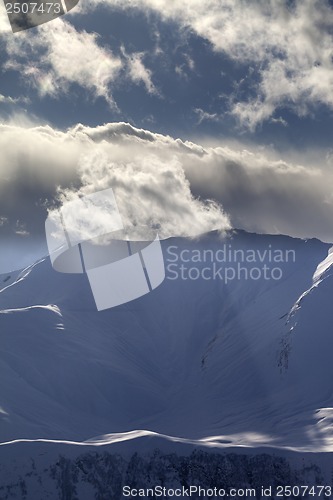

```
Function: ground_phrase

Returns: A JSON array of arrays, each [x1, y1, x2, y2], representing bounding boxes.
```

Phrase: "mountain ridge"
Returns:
[[0, 230, 333, 452]]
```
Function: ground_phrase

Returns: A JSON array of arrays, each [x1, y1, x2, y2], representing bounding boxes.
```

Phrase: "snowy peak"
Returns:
[[0, 230, 333, 451]]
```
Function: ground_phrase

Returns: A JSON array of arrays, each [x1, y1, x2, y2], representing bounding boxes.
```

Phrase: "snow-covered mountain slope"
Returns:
[[0, 230, 333, 452]]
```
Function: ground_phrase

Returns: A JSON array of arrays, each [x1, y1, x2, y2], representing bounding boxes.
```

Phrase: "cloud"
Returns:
[[0, 121, 230, 271], [1, 15, 160, 109], [2, 0, 333, 128], [0, 123, 83, 238], [0, 94, 29, 105], [66, 122, 333, 244], [15, 220, 29, 237], [182, 146, 332, 242], [122, 48, 159, 95], [194, 108, 220, 125], [1, 120, 333, 273], [90, 0, 333, 129], [0, 122, 85, 271], [3, 18, 122, 106], [58, 150, 227, 242]]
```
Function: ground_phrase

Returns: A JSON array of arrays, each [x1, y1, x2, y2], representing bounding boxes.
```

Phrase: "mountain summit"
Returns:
[[0, 230, 332, 452]]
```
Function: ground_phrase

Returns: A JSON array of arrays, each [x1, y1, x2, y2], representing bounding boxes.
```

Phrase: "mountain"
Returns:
[[1, 229, 333, 496]]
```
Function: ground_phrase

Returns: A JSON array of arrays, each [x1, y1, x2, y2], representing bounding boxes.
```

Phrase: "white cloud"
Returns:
[[0, 122, 230, 244], [59, 151, 227, 241], [194, 108, 220, 125], [1, 15, 160, 108], [91, 0, 333, 129], [175, 54, 195, 80], [122, 48, 159, 95], [2, 0, 333, 127], [15, 220, 29, 237], [3, 18, 122, 106], [0, 94, 28, 105], [69, 123, 333, 243], [1, 121, 333, 244]]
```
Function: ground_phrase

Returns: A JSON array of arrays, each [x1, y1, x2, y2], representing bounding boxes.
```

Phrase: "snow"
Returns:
[[313, 245, 333, 282], [0, 230, 333, 452]]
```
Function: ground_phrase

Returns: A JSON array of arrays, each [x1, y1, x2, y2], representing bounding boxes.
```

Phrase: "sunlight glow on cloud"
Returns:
[[0, 13, 163, 110], [0, 122, 230, 244], [3, 0, 333, 130], [3, 18, 122, 106], [88, 0, 333, 129], [1, 121, 333, 244]]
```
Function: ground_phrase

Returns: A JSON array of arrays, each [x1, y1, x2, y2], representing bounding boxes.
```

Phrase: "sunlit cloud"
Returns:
[[86, 0, 333, 129]]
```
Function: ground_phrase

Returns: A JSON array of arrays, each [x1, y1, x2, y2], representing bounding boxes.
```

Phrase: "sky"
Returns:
[[1, 0, 333, 272]]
